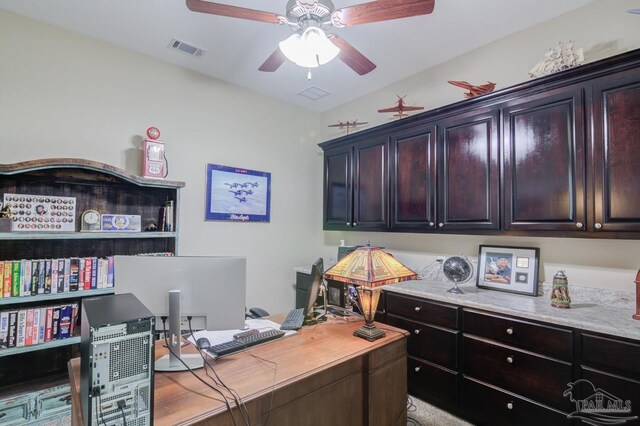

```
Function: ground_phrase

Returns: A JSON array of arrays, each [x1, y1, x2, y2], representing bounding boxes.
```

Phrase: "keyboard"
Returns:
[[280, 308, 305, 330], [205, 329, 285, 358]]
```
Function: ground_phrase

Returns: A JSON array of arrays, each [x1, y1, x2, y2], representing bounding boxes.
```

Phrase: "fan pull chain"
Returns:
[[307, 68, 312, 80]]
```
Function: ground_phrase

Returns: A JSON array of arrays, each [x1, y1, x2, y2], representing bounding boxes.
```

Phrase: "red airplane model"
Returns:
[[328, 120, 369, 135], [378, 95, 424, 119], [448, 80, 496, 98]]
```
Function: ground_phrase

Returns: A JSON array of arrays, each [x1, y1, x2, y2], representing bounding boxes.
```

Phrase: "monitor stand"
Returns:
[[304, 283, 329, 326], [156, 290, 204, 372]]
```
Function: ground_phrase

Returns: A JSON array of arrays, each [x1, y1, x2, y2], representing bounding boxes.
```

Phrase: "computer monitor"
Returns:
[[113, 255, 246, 332], [304, 258, 327, 324]]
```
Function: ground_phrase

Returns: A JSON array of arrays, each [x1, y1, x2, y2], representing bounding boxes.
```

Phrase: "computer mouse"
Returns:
[[196, 337, 210, 349]]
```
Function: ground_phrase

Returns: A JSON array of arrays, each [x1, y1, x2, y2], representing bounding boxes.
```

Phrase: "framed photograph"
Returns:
[[477, 245, 540, 296], [205, 163, 271, 222]]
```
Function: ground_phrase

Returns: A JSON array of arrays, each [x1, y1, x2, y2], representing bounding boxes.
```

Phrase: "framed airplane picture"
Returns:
[[205, 163, 271, 222]]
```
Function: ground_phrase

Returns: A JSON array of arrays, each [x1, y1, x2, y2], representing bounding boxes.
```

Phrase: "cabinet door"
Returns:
[[353, 138, 388, 230], [323, 145, 352, 230], [439, 109, 499, 230], [503, 87, 586, 231], [592, 68, 640, 231], [389, 124, 437, 230]]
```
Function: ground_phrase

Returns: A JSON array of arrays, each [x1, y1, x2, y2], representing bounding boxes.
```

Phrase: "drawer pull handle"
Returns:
[[414, 306, 421, 312], [576, 222, 583, 229], [507, 402, 513, 410], [595, 222, 602, 229], [414, 366, 421, 373], [414, 329, 421, 335], [506, 327, 514, 335], [507, 356, 514, 364]]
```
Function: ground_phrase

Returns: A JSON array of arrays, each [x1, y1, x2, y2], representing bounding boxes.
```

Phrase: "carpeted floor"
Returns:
[[407, 396, 471, 426]]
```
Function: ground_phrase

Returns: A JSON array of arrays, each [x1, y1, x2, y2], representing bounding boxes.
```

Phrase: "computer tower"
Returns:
[[81, 293, 155, 426]]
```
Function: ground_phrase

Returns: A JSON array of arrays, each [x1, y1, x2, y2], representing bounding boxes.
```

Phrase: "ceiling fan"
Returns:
[[186, 0, 435, 75]]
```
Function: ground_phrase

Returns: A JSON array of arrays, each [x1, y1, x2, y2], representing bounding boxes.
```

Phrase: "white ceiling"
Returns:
[[0, 0, 596, 112]]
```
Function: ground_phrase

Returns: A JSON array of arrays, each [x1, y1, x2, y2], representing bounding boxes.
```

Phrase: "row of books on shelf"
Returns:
[[0, 256, 114, 299], [0, 303, 79, 349]]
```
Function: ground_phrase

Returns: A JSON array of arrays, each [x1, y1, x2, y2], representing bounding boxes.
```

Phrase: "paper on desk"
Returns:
[[186, 318, 297, 348]]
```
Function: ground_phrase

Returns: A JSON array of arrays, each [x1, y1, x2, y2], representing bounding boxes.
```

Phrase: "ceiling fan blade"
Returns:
[[330, 35, 376, 75], [259, 48, 287, 72], [186, 0, 283, 25], [332, 0, 435, 27]]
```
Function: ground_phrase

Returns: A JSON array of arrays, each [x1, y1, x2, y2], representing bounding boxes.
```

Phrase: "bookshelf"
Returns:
[[0, 158, 184, 421]]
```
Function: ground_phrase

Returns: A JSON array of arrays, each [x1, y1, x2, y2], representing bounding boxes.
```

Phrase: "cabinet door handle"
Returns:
[[506, 327, 514, 335], [353, 222, 357, 227], [507, 402, 514, 410], [414, 329, 421, 335], [595, 222, 602, 229], [438, 222, 444, 228], [346, 222, 351, 226], [428, 222, 434, 227], [414, 366, 421, 372], [507, 356, 514, 364], [576, 222, 583, 228], [414, 306, 421, 312]]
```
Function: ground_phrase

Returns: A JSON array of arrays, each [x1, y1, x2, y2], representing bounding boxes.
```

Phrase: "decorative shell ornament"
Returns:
[[529, 41, 584, 79]]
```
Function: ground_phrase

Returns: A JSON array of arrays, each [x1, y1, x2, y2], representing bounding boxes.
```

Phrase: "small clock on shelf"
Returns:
[[80, 210, 101, 232]]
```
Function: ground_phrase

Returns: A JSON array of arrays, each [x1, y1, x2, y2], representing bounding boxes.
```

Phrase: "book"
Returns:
[[83, 257, 92, 290], [58, 305, 72, 340], [11, 260, 20, 297], [0, 311, 8, 348], [38, 307, 46, 343], [3, 260, 12, 298], [50, 259, 58, 294], [25, 308, 34, 346], [69, 258, 79, 291], [37, 259, 45, 294], [90, 257, 98, 289], [57, 259, 65, 293], [70, 303, 79, 336], [7, 310, 18, 348], [98, 258, 108, 289], [63, 259, 70, 293], [0, 262, 3, 298], [51, 306, 61, 340], [44, 259, 52, 294], [32, 308, 40, 345], [20, 259, 31, 297], [107, 256, 114, 288], [16, 309, 27, 347], [44, 306, 54, 342], [31, 260, 40, 295]]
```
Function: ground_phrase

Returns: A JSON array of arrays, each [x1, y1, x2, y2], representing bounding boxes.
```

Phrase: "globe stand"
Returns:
[[447, 282, 464, 294]]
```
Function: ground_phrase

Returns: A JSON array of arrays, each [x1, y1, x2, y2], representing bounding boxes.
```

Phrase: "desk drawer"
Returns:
[[462, 377, 570, 426], [582, 333, 640, 378], [463, 336, 573, 411], [463, 309, 572, 360], [387, 314, 458, 370], [408, 356, 457, 413], [387, 293, 458, 329]]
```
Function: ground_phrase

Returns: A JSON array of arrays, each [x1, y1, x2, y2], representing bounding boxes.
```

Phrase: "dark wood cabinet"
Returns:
[[389, 124, 437, 230], [591, 68, 640, 232], [502, 86, 586, 231], [320, 49, 640, 237], [323, 138, 387, 230], [439, 108, 500, 230]]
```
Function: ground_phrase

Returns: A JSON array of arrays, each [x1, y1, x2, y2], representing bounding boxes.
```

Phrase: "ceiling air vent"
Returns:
[[168, 38, 205, 57], [298, 86, 330, 101]]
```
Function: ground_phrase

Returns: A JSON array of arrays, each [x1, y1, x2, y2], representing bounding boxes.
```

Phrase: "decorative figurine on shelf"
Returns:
[[551, 270, 572, 309], [633, 269, 640, 320], [142, 126, 167, 179]]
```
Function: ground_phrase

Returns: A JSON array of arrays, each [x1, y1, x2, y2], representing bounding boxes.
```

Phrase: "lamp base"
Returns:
[[447, 283, 464, 294], [353, 322, 386, 342]]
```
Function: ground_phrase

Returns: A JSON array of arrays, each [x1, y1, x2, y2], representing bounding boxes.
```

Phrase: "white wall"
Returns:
[[0, 10, 324, 313], [320, 0, 640, 291]]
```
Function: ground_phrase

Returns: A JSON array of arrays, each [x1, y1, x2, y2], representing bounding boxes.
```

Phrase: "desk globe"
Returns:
[[443, 255, 473, 294]]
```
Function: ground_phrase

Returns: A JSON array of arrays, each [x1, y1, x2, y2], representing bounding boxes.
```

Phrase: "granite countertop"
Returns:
[[385, 279, 640, 341]]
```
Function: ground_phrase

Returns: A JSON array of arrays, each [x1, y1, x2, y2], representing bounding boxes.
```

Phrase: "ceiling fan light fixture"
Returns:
[[278, 27, 339, 68]]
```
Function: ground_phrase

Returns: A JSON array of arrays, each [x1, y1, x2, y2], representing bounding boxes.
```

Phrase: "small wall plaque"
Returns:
[[101, 214, 141, 232]]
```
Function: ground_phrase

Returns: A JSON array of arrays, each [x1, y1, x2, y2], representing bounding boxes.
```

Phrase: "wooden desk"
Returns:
[[69, 316, 408, 425]]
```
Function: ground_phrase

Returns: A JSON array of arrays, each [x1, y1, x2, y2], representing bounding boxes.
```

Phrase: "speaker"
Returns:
[[81, 293, 155, 426]]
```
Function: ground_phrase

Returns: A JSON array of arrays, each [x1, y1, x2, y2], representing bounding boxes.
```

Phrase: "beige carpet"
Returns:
[[407, 396, 471, 426]]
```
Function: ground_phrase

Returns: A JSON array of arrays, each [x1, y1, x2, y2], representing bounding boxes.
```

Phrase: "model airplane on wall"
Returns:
[[328, 120, 368, 134], [448, 80, 496, 98], [378, 95, 424, 119], [185, 0, 435, 75]]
